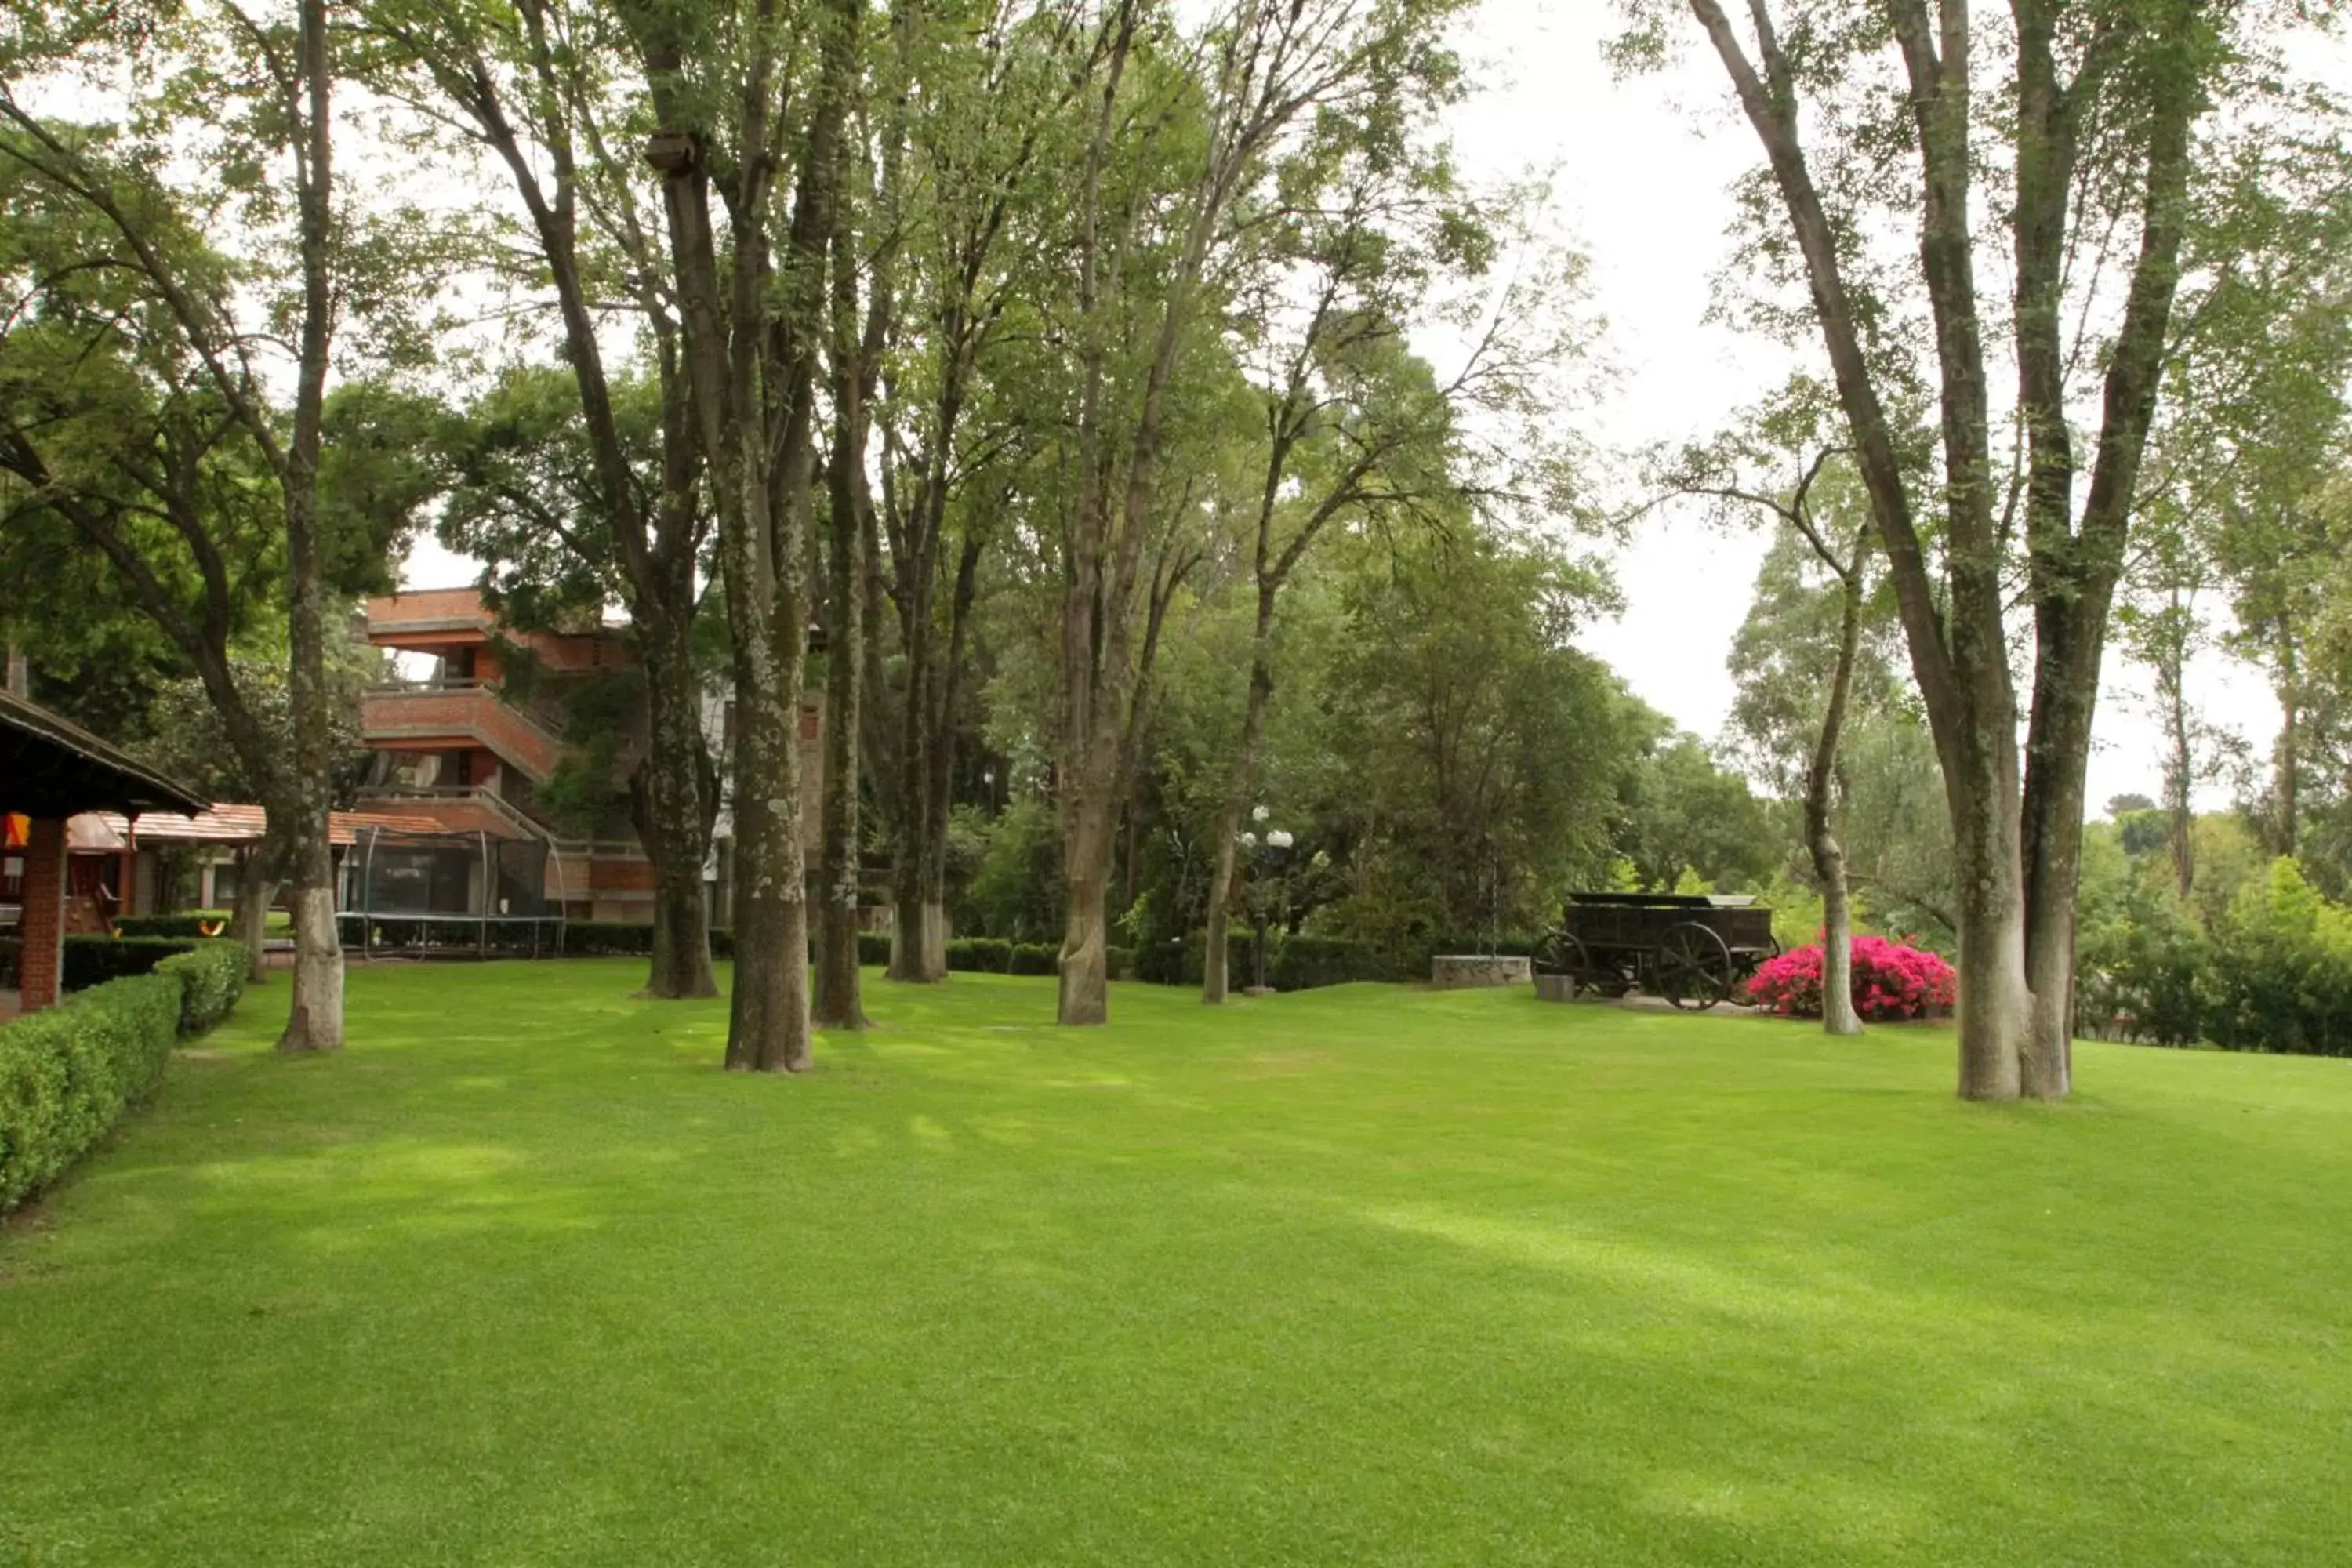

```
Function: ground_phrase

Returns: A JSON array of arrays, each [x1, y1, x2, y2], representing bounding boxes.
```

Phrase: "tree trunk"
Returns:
[[2275, 614, 2299, 855], [276, 0, 343, 1054], [724, 687, 811, 1071], [1058, 789, 1114, 1025], [1949, 764, 2030, 1099], [1201, 822, 1241, 1005], [1815, 827, 1860, 1036], [1809, 562, 1864, 1038], [233, 843, 278, 985], [1203, 600, 1277, 1004], [633, 618, 718, 999], [885, 545, 939, 985], [813, 400, 870, 1029]]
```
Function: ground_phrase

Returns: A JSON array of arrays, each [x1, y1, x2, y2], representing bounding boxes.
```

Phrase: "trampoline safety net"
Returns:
[[337, 824, 568, 958]]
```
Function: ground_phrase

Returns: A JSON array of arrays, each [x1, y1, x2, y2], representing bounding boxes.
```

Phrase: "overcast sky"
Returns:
[[1434, 1, 2303, 815], [403, 0, 2296, 814]]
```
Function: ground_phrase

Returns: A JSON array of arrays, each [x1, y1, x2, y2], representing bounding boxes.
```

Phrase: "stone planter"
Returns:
[[1429, 953, 1532, 989]]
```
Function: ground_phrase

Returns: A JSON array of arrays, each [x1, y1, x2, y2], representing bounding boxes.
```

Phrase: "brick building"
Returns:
[[358, 589, 820, 925]]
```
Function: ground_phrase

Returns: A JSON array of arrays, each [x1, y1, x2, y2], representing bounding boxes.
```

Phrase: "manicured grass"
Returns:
[[4, 964, 2350, 1565]]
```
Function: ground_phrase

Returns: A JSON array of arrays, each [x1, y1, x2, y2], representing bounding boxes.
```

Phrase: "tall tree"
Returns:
[[634, 0, 862, 1071], [869, 0, 1091, 985], [812, 2, 907, 1029], [1641, 0, 2311, 1097], [1696, 441, 1875, 1036], [1196, 118, 1586, 1002], [1051, 0, 1472, 1025], [357, 0, 724, 1000], [2, 0, 361, 1048]]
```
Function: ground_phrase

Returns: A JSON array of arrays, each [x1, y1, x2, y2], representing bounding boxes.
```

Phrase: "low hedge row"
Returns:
[[1131, 931, 1546, 992], [64, 935, 201, 990], [1133, 931, 1398, 991], [561, 922, 896, 967], [0, 939, 247, 1215], [114, 910, 236, 939], [157, 942, 249, 1033], [935, 938, 1135, 978]]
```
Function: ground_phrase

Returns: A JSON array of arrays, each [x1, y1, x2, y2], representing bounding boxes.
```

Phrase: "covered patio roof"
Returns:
[[78, 803, 453, 850], [0, 689, 206, 819]]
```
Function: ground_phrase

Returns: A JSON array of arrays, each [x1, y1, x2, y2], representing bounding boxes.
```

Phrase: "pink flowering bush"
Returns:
[[1746, 935, 1957, 1022]]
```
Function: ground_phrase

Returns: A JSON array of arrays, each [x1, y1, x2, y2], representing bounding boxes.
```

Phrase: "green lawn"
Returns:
[[4, 964, 2349, 1565]]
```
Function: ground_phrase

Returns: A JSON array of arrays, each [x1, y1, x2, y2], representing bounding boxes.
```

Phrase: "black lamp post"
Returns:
[[1247, 816, 1294, 995]]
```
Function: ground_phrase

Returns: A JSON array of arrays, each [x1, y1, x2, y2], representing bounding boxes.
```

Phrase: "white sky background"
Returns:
[[402, 0, 2303, 813]]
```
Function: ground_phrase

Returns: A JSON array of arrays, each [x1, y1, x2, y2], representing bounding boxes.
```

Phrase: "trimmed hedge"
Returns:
[[1269, 935, 1390, 991], [2, 938, 249, 1216], [155, 942, 249, 1034], [946, 937, 1013, 973], [1009, 942, 1059, 976], [114, 910, 236, 939], [557, 923, 891, 967], [64, 935, 200, 991], [0, 971, 184, 1214], [1134, 931, 1392, 991]]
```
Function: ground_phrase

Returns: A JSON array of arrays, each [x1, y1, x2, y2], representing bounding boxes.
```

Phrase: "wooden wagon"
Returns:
[[1533, 891, 1779, 1011]]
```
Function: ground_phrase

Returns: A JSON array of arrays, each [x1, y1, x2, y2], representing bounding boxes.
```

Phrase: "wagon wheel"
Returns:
[[1581, 949, 1637, 1001], [1653, 922, 1734, 1011], [1532, 930, 1592, 998]]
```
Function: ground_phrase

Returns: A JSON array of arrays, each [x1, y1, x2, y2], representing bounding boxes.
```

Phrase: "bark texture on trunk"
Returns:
[[1815, 829, 1860, 1036], [1200, 823, 1241, 1005], [1807, 541, 1866, 1039], [639, 0, 857, 1071], [725, 694, 812, 1071], [812, 415, 869, 1029], [233, 841, 279, 985], [633, 620, 719, 999], [1057, 793, 1114, 1025], [275, 0, 343, 1053]]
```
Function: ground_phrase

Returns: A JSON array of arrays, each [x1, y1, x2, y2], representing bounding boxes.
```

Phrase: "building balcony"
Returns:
[[360, 682, 570, 783]]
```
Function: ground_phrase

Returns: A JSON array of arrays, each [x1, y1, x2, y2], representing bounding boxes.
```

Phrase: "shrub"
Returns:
[[0, 972, 183, 1214], [64, 935, 200, 991], [859, 931, 891, 967], [1269, 935, 1388, 990], [2202, 859, 2352, 1058], [945, 937, 1012, 973], [1105, 944, 1134, 982], [1134, 931, 1257, 988], [1009, 942, 1059, 976], [1747, 935, 1955, 1022], [562, 921, 655, 956], [2075, 886, 2210, 1046], [154, 942, 249, 1034]]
